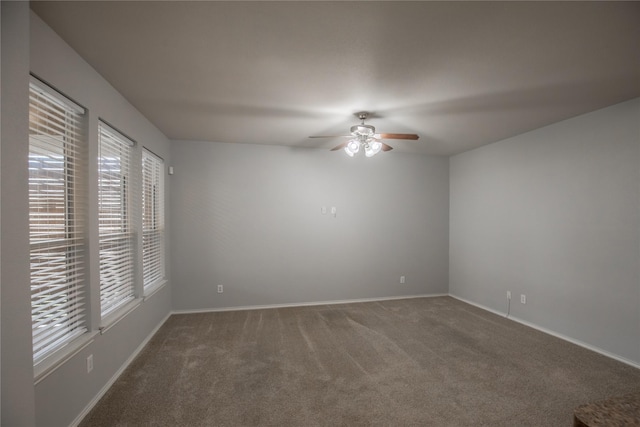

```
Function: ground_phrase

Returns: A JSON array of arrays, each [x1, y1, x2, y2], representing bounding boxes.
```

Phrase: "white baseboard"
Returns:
[[172, 293, 449, 315], [69, 312, 172, 427], [449, 294, 640, 370]]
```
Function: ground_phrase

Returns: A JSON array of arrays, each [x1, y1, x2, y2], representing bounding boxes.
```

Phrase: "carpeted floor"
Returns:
[[80, 296, 640, 426]]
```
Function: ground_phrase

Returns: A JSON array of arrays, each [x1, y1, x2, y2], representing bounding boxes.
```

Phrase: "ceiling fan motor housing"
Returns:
[[351, 124, 375, 137]]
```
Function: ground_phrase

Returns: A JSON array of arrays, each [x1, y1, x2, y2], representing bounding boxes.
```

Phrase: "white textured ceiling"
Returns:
[[31, 1, 640, 156]]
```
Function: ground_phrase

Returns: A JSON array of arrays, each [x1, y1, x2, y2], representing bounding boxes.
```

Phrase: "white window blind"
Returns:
[[98, 122, 136, 317], [142, 149, 165, 291], [29, 78, 87, 364]]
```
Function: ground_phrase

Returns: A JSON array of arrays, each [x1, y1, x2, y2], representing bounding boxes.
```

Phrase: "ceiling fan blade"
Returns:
[[381, 143, 393, 152], [377, 133, 419, 140], [330, 142, 348, 151], [309, 135, 350, 139]]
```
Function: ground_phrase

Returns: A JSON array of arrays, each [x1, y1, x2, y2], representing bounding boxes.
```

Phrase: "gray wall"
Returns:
[[4, 4, 638, 425], [450, 98, 640, 365], [171, 141, 449, 311], [30, 11, 173, 426], [1, 10, 173, 426], [1, 2, 36, 425]]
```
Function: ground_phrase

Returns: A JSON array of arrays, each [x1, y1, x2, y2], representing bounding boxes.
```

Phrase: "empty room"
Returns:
[[1, 1, 639, 426]]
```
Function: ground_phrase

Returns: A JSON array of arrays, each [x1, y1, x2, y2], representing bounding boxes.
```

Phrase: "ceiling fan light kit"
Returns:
[[365, 140, 383, 157], [343, 137, 383, 157], [310, 112, 419, 158], [344, 139, 360, 157]]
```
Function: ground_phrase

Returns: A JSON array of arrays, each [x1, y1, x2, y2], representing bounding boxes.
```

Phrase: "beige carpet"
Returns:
[[80, 296, 640, 426]]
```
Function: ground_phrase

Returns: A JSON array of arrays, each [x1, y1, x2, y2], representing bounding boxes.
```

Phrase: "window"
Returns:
[[29, 77, 87, 364], [98, 122, 135, 317], [142, 149, 165, 292]]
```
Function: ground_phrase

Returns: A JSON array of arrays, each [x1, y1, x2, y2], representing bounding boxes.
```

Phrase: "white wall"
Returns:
[[450, 98, 640, 365], [1, 10, 173, 426], [170, 141, 449, 311]]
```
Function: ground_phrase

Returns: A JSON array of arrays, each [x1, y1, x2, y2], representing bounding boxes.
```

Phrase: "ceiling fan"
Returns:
[[309, 112, 419, 157]]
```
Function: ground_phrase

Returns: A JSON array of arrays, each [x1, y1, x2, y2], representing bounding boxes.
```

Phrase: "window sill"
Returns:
[[34, 331, 98, 385], [100, 298, 142, 335], [143, 279, 167, 301]]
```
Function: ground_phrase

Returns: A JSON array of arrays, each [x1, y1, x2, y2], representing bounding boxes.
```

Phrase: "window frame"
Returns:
[[28, 76, 89, 368], [97, 121, 137, 320], [141, 148, 166, 295]]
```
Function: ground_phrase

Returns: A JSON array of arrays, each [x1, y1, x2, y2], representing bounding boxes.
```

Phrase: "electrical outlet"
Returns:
[[400, 276, 406, 284], [217, 285, 223, 293], [507, 291, 511, 300], [87, 354, 93, 373], [520, 294, 526, 304]]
